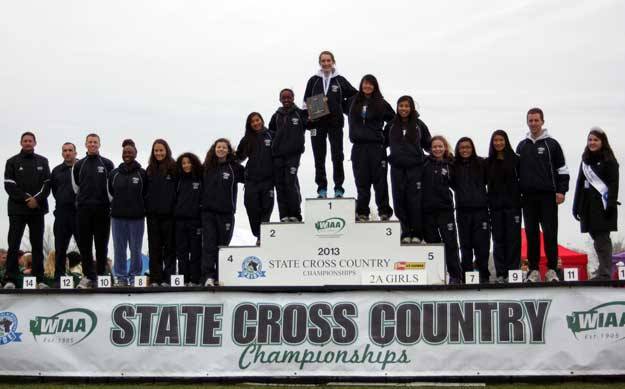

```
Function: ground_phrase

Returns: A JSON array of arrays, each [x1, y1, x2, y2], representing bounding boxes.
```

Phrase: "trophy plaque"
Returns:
[[306, 93, 330, 120]]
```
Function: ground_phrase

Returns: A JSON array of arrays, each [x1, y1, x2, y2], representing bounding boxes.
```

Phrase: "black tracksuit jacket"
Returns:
[[269, 106, 308, 157], [201, 161, 245, 214], [4, 151, 51, 215], [72, 153, 115, 208], [108, 161, 147, 219], [175, 172, 202, 220]]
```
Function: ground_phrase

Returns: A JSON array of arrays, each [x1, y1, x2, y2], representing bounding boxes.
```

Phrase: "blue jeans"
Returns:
[[112, 218, 145, 283]]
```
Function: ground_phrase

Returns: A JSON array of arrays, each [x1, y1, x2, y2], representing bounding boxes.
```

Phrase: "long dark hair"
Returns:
[[176, 152, 202, 177], [390, 95, 418, 144], [204, 138, 235, 172], [487, 129, 519, 189], [488, 129, 516, 160], [147, 139, 176, 176], [582, 127, 617, 163], [454, 137, 483, 176], [350, 74, 384, 117], [237, 112, 265, 159]]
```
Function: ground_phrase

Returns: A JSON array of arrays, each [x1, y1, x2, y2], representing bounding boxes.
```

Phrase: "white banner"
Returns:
[[1, 287, 624, 377]]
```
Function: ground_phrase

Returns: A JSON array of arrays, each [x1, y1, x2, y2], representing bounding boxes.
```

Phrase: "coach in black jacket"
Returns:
[[72, 133, 115, 288], [3, 132, 50, 289], [517, 108, 569, 283]]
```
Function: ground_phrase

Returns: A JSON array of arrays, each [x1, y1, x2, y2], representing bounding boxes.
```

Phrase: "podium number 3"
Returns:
[[385, 228, 392, 236]]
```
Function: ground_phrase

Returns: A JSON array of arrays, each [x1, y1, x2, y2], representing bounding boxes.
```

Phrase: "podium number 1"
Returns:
[[328, 202, 332, 210], [619, 267, 625, 281]]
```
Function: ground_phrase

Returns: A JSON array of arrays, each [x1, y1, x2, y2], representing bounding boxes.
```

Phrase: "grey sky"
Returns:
[[1, 0, 624, 253]]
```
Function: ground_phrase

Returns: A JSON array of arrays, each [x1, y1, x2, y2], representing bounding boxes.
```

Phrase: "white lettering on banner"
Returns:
[[2, 287, 625, 377]]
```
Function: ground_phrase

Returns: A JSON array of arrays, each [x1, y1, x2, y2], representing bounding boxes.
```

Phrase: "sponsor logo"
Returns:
[[222, 172, 231, 180], [264, 139, 271, 147], [97, 166, 105, 173], [0, 312, 23, 345], [131, 177, 140, 184], [29, 308, 97, 346], [394, 261, 425, 271], [315, 217, 346, 235], [37, 166, 43, 171], [566, 301, 625, 342], [291, 117, 299, 126], [537, 147, 545, 155], [331, 84, 339, 93], [238, 256, 267, 279], [192, 182, 200, 190]]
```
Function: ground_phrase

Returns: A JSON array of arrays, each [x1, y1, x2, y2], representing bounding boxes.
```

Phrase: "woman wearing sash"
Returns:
[[303, 50, 357, 198], [573, 127, 620, 280]]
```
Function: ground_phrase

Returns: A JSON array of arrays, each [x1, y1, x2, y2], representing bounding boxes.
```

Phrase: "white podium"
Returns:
[[219, 198, 446, 286]]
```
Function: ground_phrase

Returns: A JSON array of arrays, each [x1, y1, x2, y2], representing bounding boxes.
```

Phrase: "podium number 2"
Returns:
[[270, 229, 276, 237]]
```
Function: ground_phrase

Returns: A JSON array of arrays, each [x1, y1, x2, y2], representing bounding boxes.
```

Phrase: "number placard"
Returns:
[[134, 276, 147, 288], [464, 271, 480, 285], [23, 276, 36, 289], [60, 276, 74, 289], [171, 275, 184, 287], [618, 266, 625, 281], [563, 268, 579, 282], [508, 270, 523, 283], [97, 276, 111, 288]]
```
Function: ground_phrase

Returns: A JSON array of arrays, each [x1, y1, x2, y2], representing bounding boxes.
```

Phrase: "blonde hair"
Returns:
[[431, 135, 454, 161], [44, 251, 56, 278]]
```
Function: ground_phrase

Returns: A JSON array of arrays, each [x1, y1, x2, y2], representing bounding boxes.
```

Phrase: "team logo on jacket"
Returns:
[[238, 256, 266, 280], [331, 84, 339, 93], [0, 312, 23, 346], [222, 172, 231, 180], [416, 181, 422, 190], [166, 175, 172, 180], [18, 166, 24, 171], [192, 182, 200, 190], [289, 167, 297, 175], [514, 215, 521, 224], [291, 117, 299, 126], [97, 166, 105, 173], [37, 166, 43, 171], [381, 161, 387, 168], [132, 177, 140, 184], [482, 222, 488, 230], [264, 139, 271, 147], [225, 223, 231, 231], [441, 168, 448, 176], [537, 147, 545, 155], [446, 223, 454, 231]]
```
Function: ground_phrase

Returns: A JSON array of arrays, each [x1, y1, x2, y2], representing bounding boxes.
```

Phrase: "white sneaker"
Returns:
[[494, 276, 506, 284], [150, 282, 160, 287], [3, 281, 16, 289], [526, 270, 541, 283], [280, 217, 290, 222], [356, 214, 369, 222], [288, 217, 299, 222], [37, 282, 50, 289], [401, 237, 411, 244], [160, 282, 170, 287], [545, 269, 560, 282], [204, 278, 215, 287], [77, 278, 93, 289], [411, 237, 422, 244]]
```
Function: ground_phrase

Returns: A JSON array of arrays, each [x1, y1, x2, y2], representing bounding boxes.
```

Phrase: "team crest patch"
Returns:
[[268, 190, 274, 198], [514, 215, 521, 224], [381, 161, 387, 168], [416, 181, 422, 190], [537, 147, 545, 155], [441, 168, 448, 176], [192, 182, 200, 190], [264, 139, 271, 147], [291, 117, 299, 125], [482, 222, 488, 230], [331, 84, 339, 93], [447, 223, 454, 231], [222, 172, 231, 180], [0, 312, 23, 346], [37, 166, 43, 171], [289, 167, 297, 175], [97, 166, 105, 173], [18, 166, 24, 171], [237, 256, 266, 280], [132, 177, 140, 184], [225, 223, 231, 231]]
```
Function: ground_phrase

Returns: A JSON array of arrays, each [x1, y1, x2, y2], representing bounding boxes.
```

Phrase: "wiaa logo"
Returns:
[[29, 308, 97, 346], [566, 301, 625, 342], [238, 256, 266, 280], [314, 217, 346, 235], [0, 311, 23, 346]]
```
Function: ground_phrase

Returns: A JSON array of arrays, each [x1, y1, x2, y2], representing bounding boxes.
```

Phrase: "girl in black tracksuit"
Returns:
[[269, 88, 307, 223], [487, 130, 521, 282], [452, 137, 490, 283], [201, 138, 244, 285], [422, 135, 463, 284], [573, 127, 620, 280], [347, 74, 394, 221], [385, 95, 431, 242], [174, 152, 203, 286], [146, 139, 178, 287], [236, 112, 275, 242], [303, 50, 358, 198]]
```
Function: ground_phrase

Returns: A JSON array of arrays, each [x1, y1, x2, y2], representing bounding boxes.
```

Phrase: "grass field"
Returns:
[[2, 383, 625, 389]]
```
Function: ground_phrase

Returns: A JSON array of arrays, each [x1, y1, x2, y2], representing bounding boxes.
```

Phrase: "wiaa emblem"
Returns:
[[238, 256, 267, 280]]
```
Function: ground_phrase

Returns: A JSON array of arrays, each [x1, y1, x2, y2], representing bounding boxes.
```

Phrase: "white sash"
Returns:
[[582, 162, 609, 209]]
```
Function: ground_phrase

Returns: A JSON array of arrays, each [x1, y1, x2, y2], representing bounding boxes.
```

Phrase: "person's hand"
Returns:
[[25, 197, 39, 209], [555, 193, 565, 205]]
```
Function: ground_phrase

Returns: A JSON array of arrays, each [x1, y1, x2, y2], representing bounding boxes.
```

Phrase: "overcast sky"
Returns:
[[1, 0, 624, 254]]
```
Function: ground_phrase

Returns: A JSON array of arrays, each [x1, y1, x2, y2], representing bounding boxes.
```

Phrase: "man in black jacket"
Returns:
[[72, 133, 115, 288], [3, 132, 50, 289], [517, 108, 569, 283], [50, 142, 78, 287]]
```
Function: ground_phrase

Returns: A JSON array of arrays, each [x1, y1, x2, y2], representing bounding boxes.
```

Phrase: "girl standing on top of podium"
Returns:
[[174, 152, 203, 287], [573, 127, 620, 280], [303, 50, 357, 199], [269, 88, 307, 223], [201, 138, 244, 287], [451, 137, 490, 283], [236, 112, 275, 245], [421, 135, 463, 284], [385, 95, 431, 243], [347, 74, 394, 222]]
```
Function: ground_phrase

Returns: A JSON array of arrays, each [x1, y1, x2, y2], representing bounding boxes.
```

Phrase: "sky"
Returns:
[[1, 0, 624, 260]]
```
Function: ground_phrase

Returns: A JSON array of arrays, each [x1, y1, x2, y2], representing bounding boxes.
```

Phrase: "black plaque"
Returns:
[[306, 93, 330, 120]]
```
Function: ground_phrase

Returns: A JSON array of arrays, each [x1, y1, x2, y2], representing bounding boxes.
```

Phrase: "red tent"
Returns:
[[521, 228, 588, 280]]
